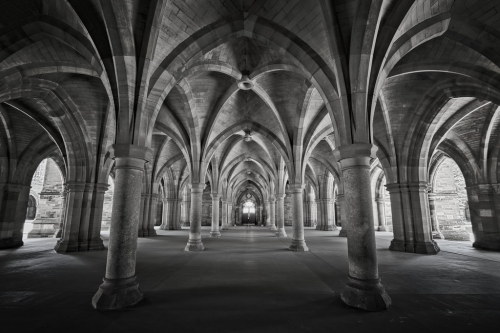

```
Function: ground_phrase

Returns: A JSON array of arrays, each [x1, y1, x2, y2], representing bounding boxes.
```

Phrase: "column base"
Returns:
[[432, 231, 444, 239], [276, 228, 287, 238], [210, 231, 221, 238], [54, 228, 62, 238], [92, 276, 143, 310], [339, 228, 347, 237], [377, 226, 387, 232], [389, 239, 440, 254], [54, 238, 79, 253], [317, 225, 337, 231], [289, 239, 309, 251], [138, 228, 157, 237], [415, 240, 440, 254], [88, 238, 106, 251], [270, 225, 278, 231], [0, 238, 23, 250], [340, 276, 391, 311], [184, 239, 205, 251], [159, 224, 168, 230], [473, 240, 500, 251]]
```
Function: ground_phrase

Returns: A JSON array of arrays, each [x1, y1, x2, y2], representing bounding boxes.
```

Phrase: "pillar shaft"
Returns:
[[220, 200, 228, 230], [87, 183, 107, 250], [386, 182, 439, 254], [276, 194, 287, 237], [55, 182, 86, 252], [289, 184, 308, 251], [185, 183, 205, 251], [467, 184, 500, 250], [337, 144, 390, 311], [376, 198, 387, 232], [0, 183, 30, 249], [269, 198, 277, 230], [210, 194, 221, 237], [92, 152, 146, 310]]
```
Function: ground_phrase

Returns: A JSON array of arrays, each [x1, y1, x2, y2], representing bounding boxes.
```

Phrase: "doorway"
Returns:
[[242, 200, 256, 225]]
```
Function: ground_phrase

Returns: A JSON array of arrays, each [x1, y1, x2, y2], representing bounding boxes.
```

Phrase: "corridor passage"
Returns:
[[1, 227, 500, 332]]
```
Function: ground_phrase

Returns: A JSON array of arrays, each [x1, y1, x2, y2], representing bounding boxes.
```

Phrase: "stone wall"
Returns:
[[433, 158, 471, 240]]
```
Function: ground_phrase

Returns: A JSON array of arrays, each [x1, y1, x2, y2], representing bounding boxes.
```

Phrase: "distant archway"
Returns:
[[242, 200, 256, 225]]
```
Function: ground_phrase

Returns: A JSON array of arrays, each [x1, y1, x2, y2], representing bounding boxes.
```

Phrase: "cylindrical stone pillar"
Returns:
[[210, 194, 221, 237], [337, 144, 391, 311], [184, 183, 205, 251], [269, 198, 277, 230], [227, 202, 233, 226], [276, 194, 287, 237], [289, 184, 308, 251], [376, 198, 387, 232], [92, 152, 146, 310]]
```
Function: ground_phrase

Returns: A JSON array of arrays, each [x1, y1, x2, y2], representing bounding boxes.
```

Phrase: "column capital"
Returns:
[[288, 183, 304, 193], [112, 144, 152, 162], [65, 182, 88, 192], [334, 143, 377, 169], [211, 193, 220, 200], [276, 193, 285, 199], [190, 183, 205, 193]]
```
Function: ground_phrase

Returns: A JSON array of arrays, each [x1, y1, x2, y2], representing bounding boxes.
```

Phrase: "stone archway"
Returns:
[[241, 200, 257, 225]]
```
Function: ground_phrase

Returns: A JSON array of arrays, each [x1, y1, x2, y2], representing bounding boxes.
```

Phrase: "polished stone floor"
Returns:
[[1, 226, 500, 332]]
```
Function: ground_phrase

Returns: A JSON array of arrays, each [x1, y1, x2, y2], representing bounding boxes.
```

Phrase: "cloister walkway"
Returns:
[[1, 226, 499, 332]]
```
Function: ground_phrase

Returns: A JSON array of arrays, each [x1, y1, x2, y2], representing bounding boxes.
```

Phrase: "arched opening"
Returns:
[[25, 158, 64, 239], [242, 200, 256, 225], [101, 176, 115, 232], [431, 156, 472, 241]]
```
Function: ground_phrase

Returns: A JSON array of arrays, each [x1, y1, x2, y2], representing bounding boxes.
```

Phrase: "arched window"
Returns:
[[242, 200, 255, 214]]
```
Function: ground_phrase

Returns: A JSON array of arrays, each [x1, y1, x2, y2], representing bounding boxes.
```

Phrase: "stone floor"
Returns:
[[1, 226, 500, 332]]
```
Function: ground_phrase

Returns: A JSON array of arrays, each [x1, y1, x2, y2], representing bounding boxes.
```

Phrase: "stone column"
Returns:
[[159, 198, 170, 230], [0, 183, 30, 249], [171, 198, 181, 230], [145, 194, 158, 236], [210, 193, 221, 237], [138, 193, 156, 237], [55, 182, 86, 253], [467, 184, 500, 251], [92, 146, 147, 310], [316, 198, 324, 230], [54, 186, 68, 238], [220, 199, 228, 230], [264, 201, 270, 227], [184, 183, 205, 251], [289, 184, 308, 251], [269, 197, 277, 230], [337, 194, 347, 237], [386, 182, 439, 254], [275, 193, 287, 237], [87, 183, 107, 251], [337, 144, 391, 311], [320, 198, 337, 231], [227, 202, 233, 226], [376, 198, 387, 232], [428, 192, 443, 238]]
